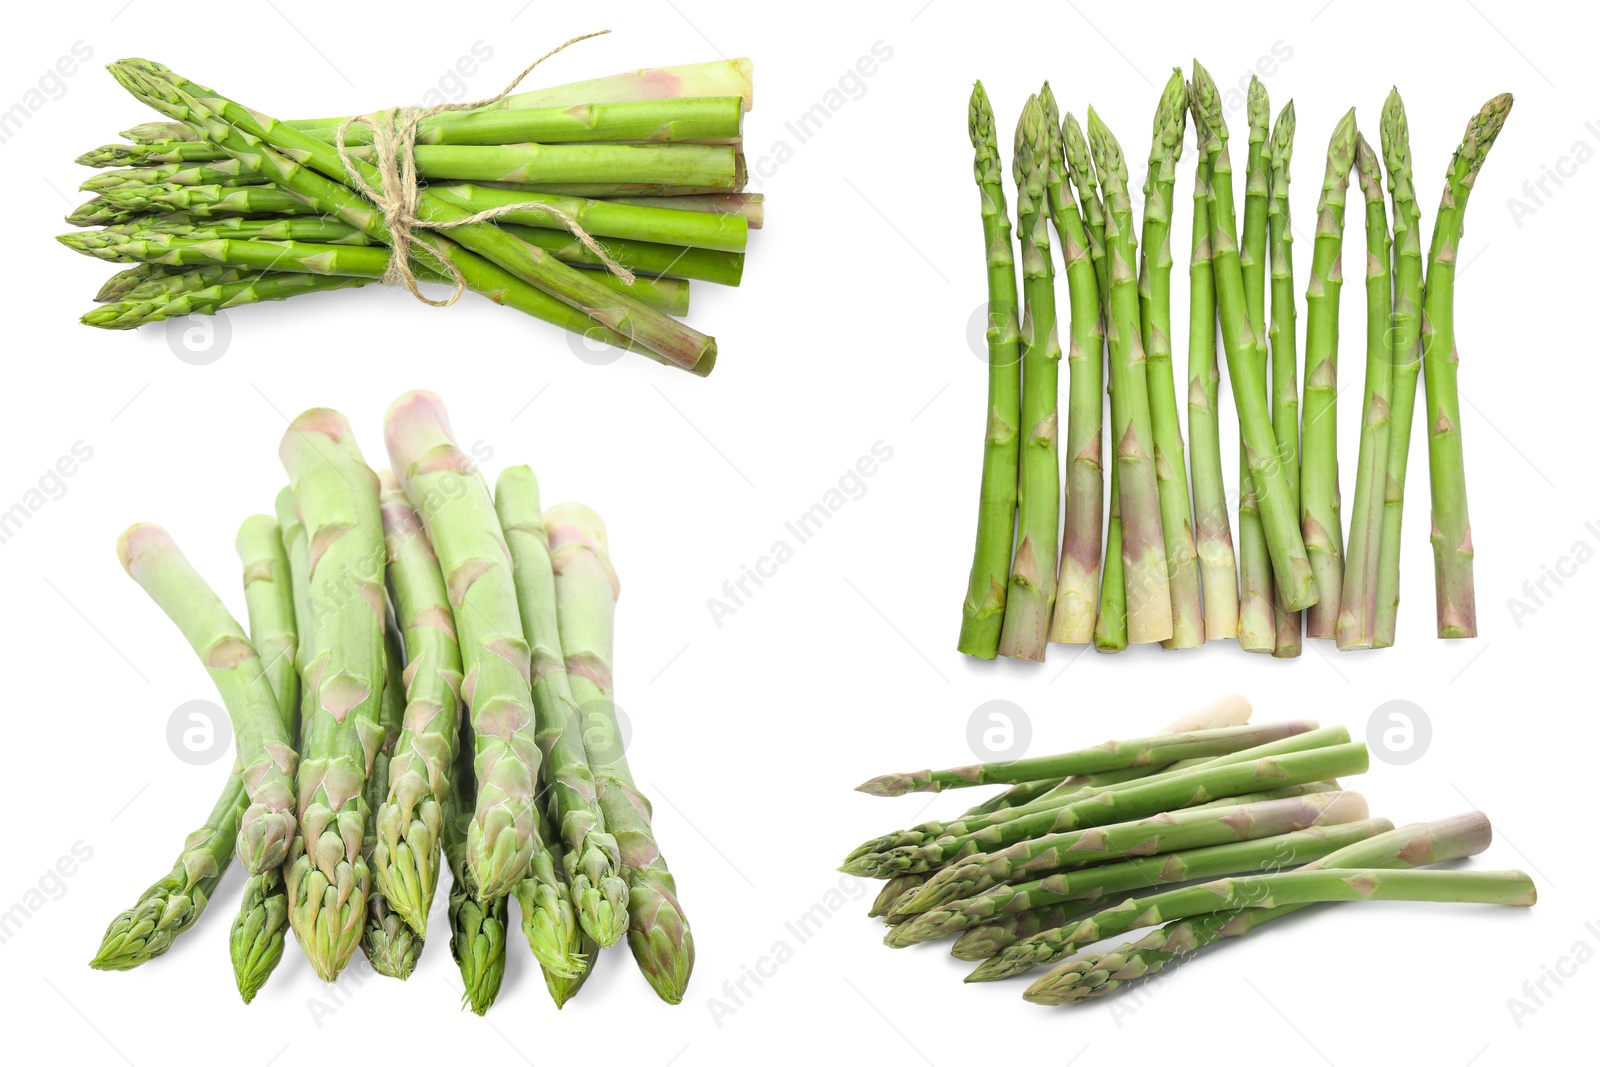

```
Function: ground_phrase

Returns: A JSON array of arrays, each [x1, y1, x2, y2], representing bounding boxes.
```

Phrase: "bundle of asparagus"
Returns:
[[89, 392, 692, 1014], [957, 62, 1511, 658], [58, 45, 763, 376], [845, 694, 1534, 1004]]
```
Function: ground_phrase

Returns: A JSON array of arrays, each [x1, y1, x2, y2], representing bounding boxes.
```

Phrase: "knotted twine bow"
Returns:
[[335, 30, 635, 307]]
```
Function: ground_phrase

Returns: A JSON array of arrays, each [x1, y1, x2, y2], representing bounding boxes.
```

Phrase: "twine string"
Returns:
[[334, 30, 634, 307]]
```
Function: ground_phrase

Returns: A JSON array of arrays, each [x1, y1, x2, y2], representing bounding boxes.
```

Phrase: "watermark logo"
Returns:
[[747, 42, 894, 188], [0, 40, 93, 148], [166, 311, 232, 365], [167, 699, 232, 766], [0, 440, 94, 548], [706, 442, 895, 627], [966, 699, 1031, 762], [0, 841, 94, 946], [1366, 699, 1431, 766]]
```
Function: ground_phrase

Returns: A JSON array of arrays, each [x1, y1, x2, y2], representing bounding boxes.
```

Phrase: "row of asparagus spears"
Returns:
[[57, 54, 763, 375], [90, 392, 692, 1014], [958, 62, 1511, 659], [845, 694, 1533, 1003]]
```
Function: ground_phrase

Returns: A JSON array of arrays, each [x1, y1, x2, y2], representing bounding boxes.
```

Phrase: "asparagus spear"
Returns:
[[1139, 70, 1204, 648], [231, 496, 308, 1002], [1040, 85, 1103, 645], [1088, 107, 1172, 643], [952, 900, 1104, 961], [1191, 63, 1317, 611], [337, 141, 738, 189], [82, 158, 265, 189], [500, 224, 744, 286], [116, 525, 297, 873], [607, 193, 764, 228], [1374, 90, 1424, 648], [108, 214, 376, 244], [443, 720, 507, 1015], [1299, 109, 1359, 638], [1057, 112, 1126, 652], [1267, 101, 1304, 657], [426, 182, 747, 251], [973, 865, 1533, 982], [1184, 88, 1238, 640], [1234, 78, 1277, 652], [306, 96, 744, 147], [1422, 94, 1513, 638], [384, 391, 542, 899], [94, 262, 173, 301], [92, 182, 312, 218], [278, 409, 388, 982], [855, 720, 1317, 796], [870, 875, 929, 919], [494, 467, 629, 946], [956, 82, 1021, 660], [361, 628, 423, 979], [82, 274, 371, 330], [369, 475, 462, 937], [890, 818, 1387, 946], [64, 230, 696, 315], [893, 787, 1360, 913], [110, 60, 715, 374], [549, 503, 695, 1004], [1023, 812, 1494, 1003], [996, 96, 1061, 660], [1336, 135, 1396, 649], [512, 805, 597, 1007], [849, 742, 1368, 876], [89, 776, 247, 971]]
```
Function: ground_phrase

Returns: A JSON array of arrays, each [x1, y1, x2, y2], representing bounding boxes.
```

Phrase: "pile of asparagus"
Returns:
[[90, 392, 692, 1014], [958, 62, 1510, 658], [845, 695, 1533, 1004], [57, 54, 762, 376]]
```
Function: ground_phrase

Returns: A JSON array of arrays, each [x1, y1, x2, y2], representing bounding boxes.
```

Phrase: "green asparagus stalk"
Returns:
[[231, 496, 309, 1003], [500, 224, 743, 286], [278, 409, 388, 982], [1300, 109, 1358, 637], [894, 786, 1360, 913], [94, 262, 173, 301], [495, 467, 629, 946], [90, 776, 247, 971], [337, 141, 738, 189], [93, 182, 313, 218], [1139, 70, 1204, 648], [110, 60, 715, 373], [1088, 107, 1171, 643], [361, 629, 423, 979], [1423, 94, 1513, 638], [607, 193, 764, 228], [82, 158, 266, 189], [870, 875, 929, 919], [512, 805, 597, 1006], [1191, 63, 1317, 611], [65, 231, 694, 316], [309, 96, 744, 147], [107, 214, 376, 244], [1267, 101, 1304, 657], [443, 721, 507, 1015], [973, 865, 1532, 982], [494, 58, 754, 112], [952, 900, 1105, 961], [78, 139, 241, 167], [383, 391, 542, 899], [1234, 78, 1276, 652], [426, 182, 746, 251], [82, 274, 370, 330], [1336, 135, 1396, 649], [549, 503, 695, 1004], [890, 817, 1387, 946], [118, 265, 250, 299], [1039, 85, 1103, 645], [956, 82, 1021, 660], [855, 720, 1317, 796], [1022, 812, 1494, 1003], [1057, 112, 1126, 652], [371, 474, 464, 937], [1185, 88, 1238, 641], [1374, 90, 1424, 648], [849, 742, 1368, 877], [116, 525, 297, 873], [995, 95, 1061, 660]]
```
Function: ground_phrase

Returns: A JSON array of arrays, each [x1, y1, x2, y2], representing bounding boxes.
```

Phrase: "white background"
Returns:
[[1, 1, 1594, 1064]]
